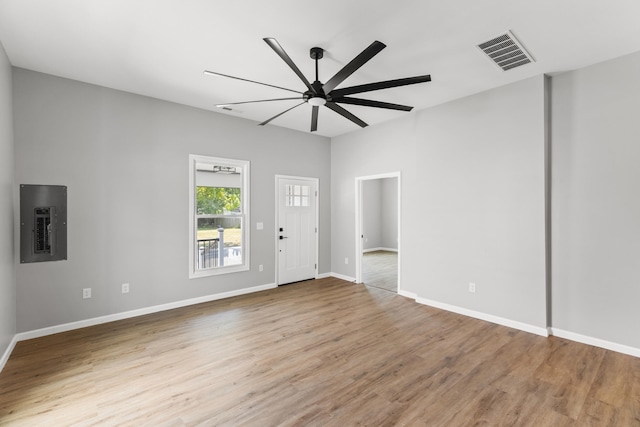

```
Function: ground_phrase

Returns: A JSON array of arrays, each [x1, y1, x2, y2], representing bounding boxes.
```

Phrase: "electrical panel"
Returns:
[[20, 184, 67, 263]]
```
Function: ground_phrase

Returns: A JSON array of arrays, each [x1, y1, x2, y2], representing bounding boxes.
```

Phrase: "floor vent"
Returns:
[[477, 30, 534, 71]]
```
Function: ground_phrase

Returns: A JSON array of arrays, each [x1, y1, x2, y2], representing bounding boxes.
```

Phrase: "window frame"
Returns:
[[189, 154, 250, 279]]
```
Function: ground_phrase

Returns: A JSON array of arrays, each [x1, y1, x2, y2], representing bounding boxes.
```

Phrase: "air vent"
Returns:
[[477, 30, 534, 71]]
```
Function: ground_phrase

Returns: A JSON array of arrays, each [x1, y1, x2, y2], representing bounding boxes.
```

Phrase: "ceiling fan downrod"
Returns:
[[307, 47, 327, 106]]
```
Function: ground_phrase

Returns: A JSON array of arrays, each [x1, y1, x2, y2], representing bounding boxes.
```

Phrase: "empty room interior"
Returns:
[[1, 1, 640, 425]]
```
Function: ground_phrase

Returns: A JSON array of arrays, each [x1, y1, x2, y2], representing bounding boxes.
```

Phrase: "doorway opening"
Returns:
[[356, 173, 400, 293]]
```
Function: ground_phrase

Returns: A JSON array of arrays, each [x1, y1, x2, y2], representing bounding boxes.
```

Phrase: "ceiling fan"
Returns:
[[204, 38, 431, 132]]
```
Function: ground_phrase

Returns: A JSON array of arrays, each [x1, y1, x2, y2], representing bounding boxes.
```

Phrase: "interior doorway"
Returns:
[[356, 173, 400, 292]]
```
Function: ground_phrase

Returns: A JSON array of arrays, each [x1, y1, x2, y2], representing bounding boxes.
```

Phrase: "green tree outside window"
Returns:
[[196, 187, 241, 214]]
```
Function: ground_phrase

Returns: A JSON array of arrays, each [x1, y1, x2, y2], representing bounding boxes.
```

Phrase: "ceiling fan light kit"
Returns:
[[205, 37, 431, 132], [308, 97, 326, 107]]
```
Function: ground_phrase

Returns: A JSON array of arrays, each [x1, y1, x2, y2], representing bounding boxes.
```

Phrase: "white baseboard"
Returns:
[[363, 247, 398, 253], [549, 328, 640, 358], [6, 282, 640, 376], [398, 290, 417, 299], [329, 272, 356, 282], [415, 296, 548, 337], [0, 335, 18, 373], [317, 272, 332, 279], [16, 283, 277, 342]]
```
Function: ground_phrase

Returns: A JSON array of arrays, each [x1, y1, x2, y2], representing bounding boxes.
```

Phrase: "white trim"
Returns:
[[330, 272, 356, 282], [396, 174, 402, 295], [275, 175, 320, 285], [317, 272, 332, 279], [7, 283, 639, 377], [355, 172, 403, 181], [415, 296, 548, 337], [549, 328, 640, 358], [362, 247, 398, 253], [355, 178, 362, 282], [398, 290, 417, 299], [15, 283, 277, 342], [0, 335, 18, 373]]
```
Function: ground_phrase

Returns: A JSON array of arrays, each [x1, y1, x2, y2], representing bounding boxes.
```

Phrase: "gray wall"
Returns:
[[380, 177, 398, 250], [551, 51, 640, 348], [332, 76, 547, 330], [0, 42, 15, 357], [362, 180, 382, 250], [362, 178, 397, 251], [13, 68, 330, 333]]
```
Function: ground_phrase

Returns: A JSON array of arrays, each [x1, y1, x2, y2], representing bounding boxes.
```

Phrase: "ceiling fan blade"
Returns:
[[325, 102, 368, 128], [323, 41, 386, 93], [259, 102, 306, 126], [203, 70, 303, 94], [330, 75, 431, 98], [216, 97, 303, 107], [311, 106, 319, 132], [263, 38, 315, 93], [332, 97, 413, 111]]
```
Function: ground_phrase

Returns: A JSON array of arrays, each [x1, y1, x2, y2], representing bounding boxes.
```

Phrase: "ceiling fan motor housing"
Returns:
[[310, 47, 324, 60], [305, 80, 328, 105]]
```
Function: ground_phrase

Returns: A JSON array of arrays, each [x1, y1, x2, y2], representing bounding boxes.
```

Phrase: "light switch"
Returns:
[[256, 222, 263, 230]]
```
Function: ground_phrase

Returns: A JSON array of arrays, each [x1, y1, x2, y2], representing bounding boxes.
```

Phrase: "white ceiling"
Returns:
[[1, 0, 640, 137]]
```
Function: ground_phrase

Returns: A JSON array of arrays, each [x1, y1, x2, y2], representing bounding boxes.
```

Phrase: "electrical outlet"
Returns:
[[469, 282, 476, 293], [83, 288, 91, 299], [259, 264, 263, 272], [345, 257, 349, 265], [122, 283, 130, 294]]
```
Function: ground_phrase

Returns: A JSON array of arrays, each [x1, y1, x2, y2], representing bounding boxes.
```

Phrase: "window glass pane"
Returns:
[[196, 186, 241, 214], [284, 185, 311, 208], [196, 217, 242, 270]]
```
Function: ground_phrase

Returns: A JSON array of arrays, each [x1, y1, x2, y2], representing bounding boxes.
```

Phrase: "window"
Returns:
[[285, 184, 310, 207], [189, 155, 250, 278]]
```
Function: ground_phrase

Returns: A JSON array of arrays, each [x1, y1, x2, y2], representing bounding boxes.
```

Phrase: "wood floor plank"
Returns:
[[1, 277, 639, 426]]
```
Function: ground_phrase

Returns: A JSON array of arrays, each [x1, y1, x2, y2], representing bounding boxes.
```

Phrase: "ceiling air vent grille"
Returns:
[[477, 31, 534, 71]]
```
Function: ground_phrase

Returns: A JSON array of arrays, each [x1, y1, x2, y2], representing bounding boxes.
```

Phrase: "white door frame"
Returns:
[[275, 175, 320, 285], [355, 172, 401, 291]]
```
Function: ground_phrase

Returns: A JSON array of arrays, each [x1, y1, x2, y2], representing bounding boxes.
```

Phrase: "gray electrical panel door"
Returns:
[[20, 184, 67, 263]]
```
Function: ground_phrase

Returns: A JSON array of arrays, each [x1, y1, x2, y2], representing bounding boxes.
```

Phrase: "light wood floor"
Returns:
[[362, 250, 398, 293], [1, 277, 639, 426]]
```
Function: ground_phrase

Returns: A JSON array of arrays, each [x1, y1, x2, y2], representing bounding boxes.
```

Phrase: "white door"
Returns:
[[277, 176, 318, 285]]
